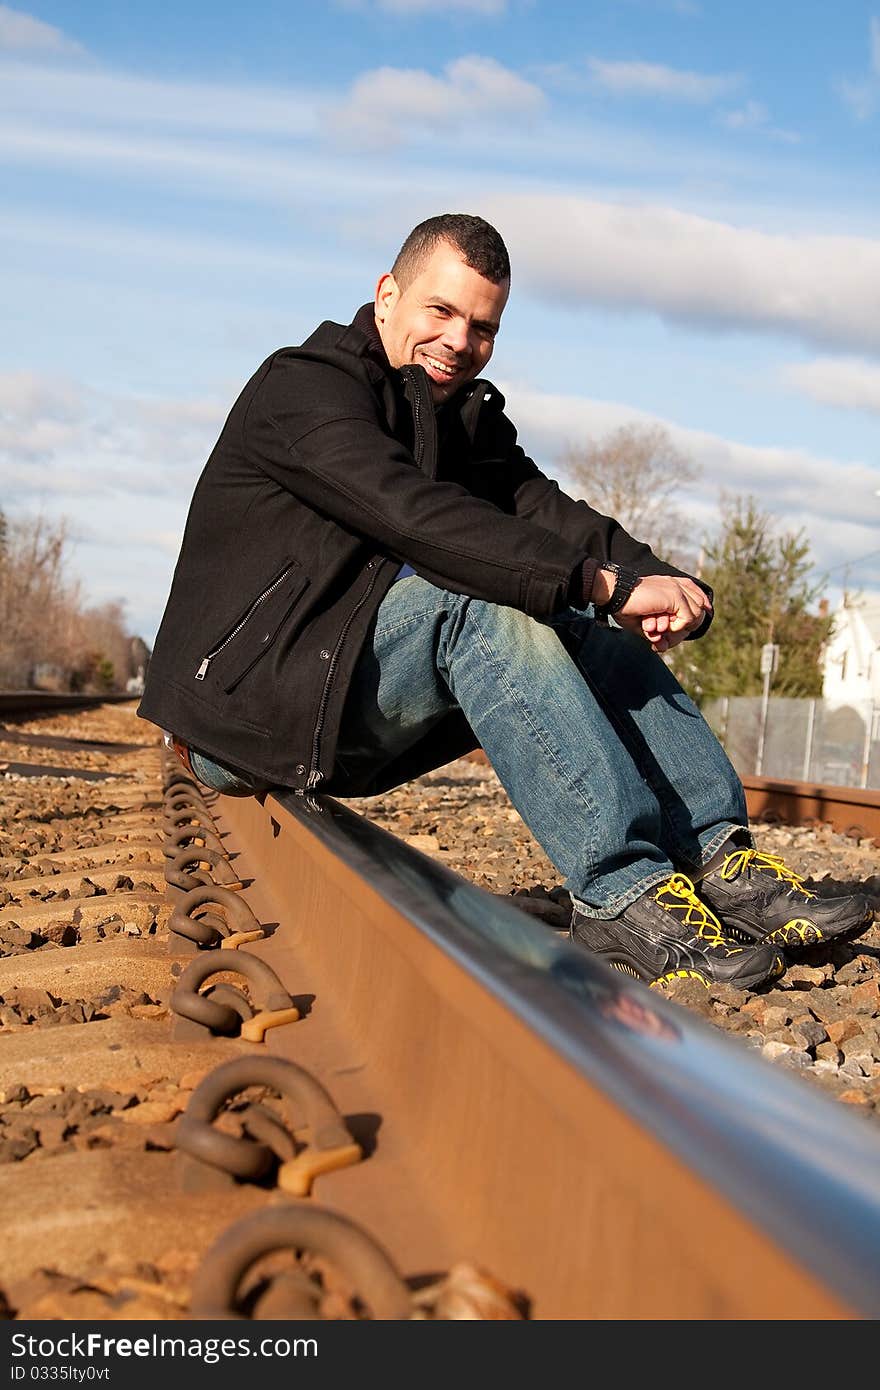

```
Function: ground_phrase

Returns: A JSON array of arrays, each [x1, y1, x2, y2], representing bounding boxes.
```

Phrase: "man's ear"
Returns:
[[374, 272, 399, 325]]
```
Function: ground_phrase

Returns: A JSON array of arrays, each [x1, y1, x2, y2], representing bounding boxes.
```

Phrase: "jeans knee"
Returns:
[[469, 596, 553, 642]]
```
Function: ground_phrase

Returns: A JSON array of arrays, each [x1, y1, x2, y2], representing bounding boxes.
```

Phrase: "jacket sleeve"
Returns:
[[485, 410, 692, 576], [243, 354, 595, 619], [495, 419, 714, 635]]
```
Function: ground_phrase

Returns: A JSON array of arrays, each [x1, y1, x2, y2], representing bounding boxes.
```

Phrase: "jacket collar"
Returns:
[[343, 302, 392, 371]]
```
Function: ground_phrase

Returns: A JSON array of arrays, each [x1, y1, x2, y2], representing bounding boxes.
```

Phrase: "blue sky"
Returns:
[[2, 0, 879, 644]]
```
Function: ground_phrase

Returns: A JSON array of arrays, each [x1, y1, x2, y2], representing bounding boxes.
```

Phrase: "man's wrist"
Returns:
[[590, 566, 614, 605], [594, 562, 642, 617]]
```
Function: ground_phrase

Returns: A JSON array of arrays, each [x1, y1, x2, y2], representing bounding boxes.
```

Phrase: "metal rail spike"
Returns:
[[164, 845, 243, 894], [168, 884, 263, 950], [174, 1056, 361, 1193], [188, 1204, 411, 1320], [170, 950, 299, 1039]]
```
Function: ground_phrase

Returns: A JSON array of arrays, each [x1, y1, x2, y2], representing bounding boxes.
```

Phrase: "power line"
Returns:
[[822, 547, 880, 576]]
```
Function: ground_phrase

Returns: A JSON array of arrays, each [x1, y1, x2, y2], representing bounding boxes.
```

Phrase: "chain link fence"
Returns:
[[702, 696, 880, 790]]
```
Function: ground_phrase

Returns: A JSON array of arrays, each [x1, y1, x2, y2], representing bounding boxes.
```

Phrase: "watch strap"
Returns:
[[594, 562, 642, 618]]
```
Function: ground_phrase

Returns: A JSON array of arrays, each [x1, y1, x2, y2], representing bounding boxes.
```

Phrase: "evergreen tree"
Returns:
[[669, 495, 832, 701]]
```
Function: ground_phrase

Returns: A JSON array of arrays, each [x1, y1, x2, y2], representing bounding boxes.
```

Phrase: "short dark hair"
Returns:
[[391, 213, 510, 289]]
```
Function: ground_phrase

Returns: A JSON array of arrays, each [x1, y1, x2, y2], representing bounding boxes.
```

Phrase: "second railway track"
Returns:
[[1, 699, 880, 1320]]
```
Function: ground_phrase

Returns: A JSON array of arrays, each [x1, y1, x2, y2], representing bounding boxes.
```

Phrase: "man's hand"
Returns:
[[594, 572, 711, 652]]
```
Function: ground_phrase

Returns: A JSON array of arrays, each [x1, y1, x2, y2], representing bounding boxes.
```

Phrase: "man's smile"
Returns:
[[419, 350, 466, 385]]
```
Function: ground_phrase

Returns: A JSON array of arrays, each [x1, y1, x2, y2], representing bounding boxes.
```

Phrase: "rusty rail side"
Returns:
[[743, 775, 880, 843], [211, 787, 880, 1320]]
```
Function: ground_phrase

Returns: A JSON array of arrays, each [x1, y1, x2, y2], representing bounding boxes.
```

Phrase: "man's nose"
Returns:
[[442, 318, 470, 356]]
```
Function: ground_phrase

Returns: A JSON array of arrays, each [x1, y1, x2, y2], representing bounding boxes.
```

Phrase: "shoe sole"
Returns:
[[570, 938, 714, 989], [727, 908, 874, 954], [592, 952, 783, 992]]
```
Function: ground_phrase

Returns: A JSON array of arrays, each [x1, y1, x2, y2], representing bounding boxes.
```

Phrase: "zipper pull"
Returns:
[[195, 657, 211, 681], [306, 770, 323, 789]]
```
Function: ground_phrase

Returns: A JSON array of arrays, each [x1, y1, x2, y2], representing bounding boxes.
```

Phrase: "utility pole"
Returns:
[[755, 642, 779, 776]]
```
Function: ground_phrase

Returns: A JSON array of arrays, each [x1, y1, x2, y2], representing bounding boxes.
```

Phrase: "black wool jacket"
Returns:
[[138, 305, 708, 795]]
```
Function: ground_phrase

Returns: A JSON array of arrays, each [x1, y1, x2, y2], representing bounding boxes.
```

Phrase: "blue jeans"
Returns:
[[187, 749, 270, 798], [333, 577, 747, 915], [191, 576, 748, 915]]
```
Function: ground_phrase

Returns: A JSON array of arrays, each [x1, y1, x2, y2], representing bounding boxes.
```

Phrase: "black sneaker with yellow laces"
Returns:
[[698, 846, 874, 952], [570, 873, 784, 990]]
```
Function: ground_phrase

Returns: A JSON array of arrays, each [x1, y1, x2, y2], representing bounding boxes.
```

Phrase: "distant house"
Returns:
[[822, 595, 880, 708]]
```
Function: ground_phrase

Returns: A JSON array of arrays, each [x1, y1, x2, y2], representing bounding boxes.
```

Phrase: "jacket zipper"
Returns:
[[304, 368, 435, 789], [409, 371, 425, 471], [402, 364, 437, 479], [305, 566, 381, 789], [195, 566, 294, 681]]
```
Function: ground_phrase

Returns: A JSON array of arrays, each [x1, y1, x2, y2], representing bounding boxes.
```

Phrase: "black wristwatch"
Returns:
[[594, 562, 642, 619]]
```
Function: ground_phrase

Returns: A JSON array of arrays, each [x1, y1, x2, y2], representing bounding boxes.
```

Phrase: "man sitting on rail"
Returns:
[[138, 213, 873, 990]]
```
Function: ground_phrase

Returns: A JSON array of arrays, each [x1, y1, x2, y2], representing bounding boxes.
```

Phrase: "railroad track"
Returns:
[[742, 776, 880, 846], [1, 699, 880, 1320]]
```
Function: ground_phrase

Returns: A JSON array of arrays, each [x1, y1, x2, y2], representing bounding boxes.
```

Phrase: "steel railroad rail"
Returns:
[[742, 775, 880, 846], [0, 691, 137, 715], [208, 782, 880, 1319]]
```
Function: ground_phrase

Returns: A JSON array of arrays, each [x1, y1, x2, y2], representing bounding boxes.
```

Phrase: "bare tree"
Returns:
[[72, 600, 132, 691], [0, 512, 138, 691], [560, 423, 701, 566], [0, 514, 79, 686]]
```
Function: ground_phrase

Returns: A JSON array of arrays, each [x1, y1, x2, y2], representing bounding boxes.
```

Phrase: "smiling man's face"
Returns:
[[374, 240, 509, 404]]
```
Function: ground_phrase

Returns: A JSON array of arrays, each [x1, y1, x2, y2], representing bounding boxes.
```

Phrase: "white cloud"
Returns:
[[612, 0, 702, 13], [135, 529, 188, 558], [837, 77, 877, 121], [0, 60, 319, 137], [781, 357, 880, 414], [723, 99, 766, 130], [0, 370, 84, 421], [0, 51, 854, 231], [1, 60, 762, 209], [0, 53, 542, 171], [485, 192, 880, 356], [0, 4, 84, 56], [0, 209, 354, 281], [0, 372, 223, 494], [836, 17, 880, 119], [0, 373, 227, 639], [329, 55, 545, 146], [586, 57, 741, 102], [0, 120, 392, 202], [721, 100, 799, 143], [349, 0, 507, 11]]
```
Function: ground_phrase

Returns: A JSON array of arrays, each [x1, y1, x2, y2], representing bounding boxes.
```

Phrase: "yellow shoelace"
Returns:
[[718, 848, 816, 900], [654, 873, 726, 947]]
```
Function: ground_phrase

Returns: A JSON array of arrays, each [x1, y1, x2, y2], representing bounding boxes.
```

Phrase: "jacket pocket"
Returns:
[[194, 560, 309, 693]]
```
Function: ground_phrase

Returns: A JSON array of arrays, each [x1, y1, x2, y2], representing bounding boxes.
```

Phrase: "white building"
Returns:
[[822, 595, 880, 708]]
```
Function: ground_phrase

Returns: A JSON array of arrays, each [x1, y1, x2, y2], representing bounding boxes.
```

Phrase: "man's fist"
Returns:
[[610, 574, 711, 652]]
